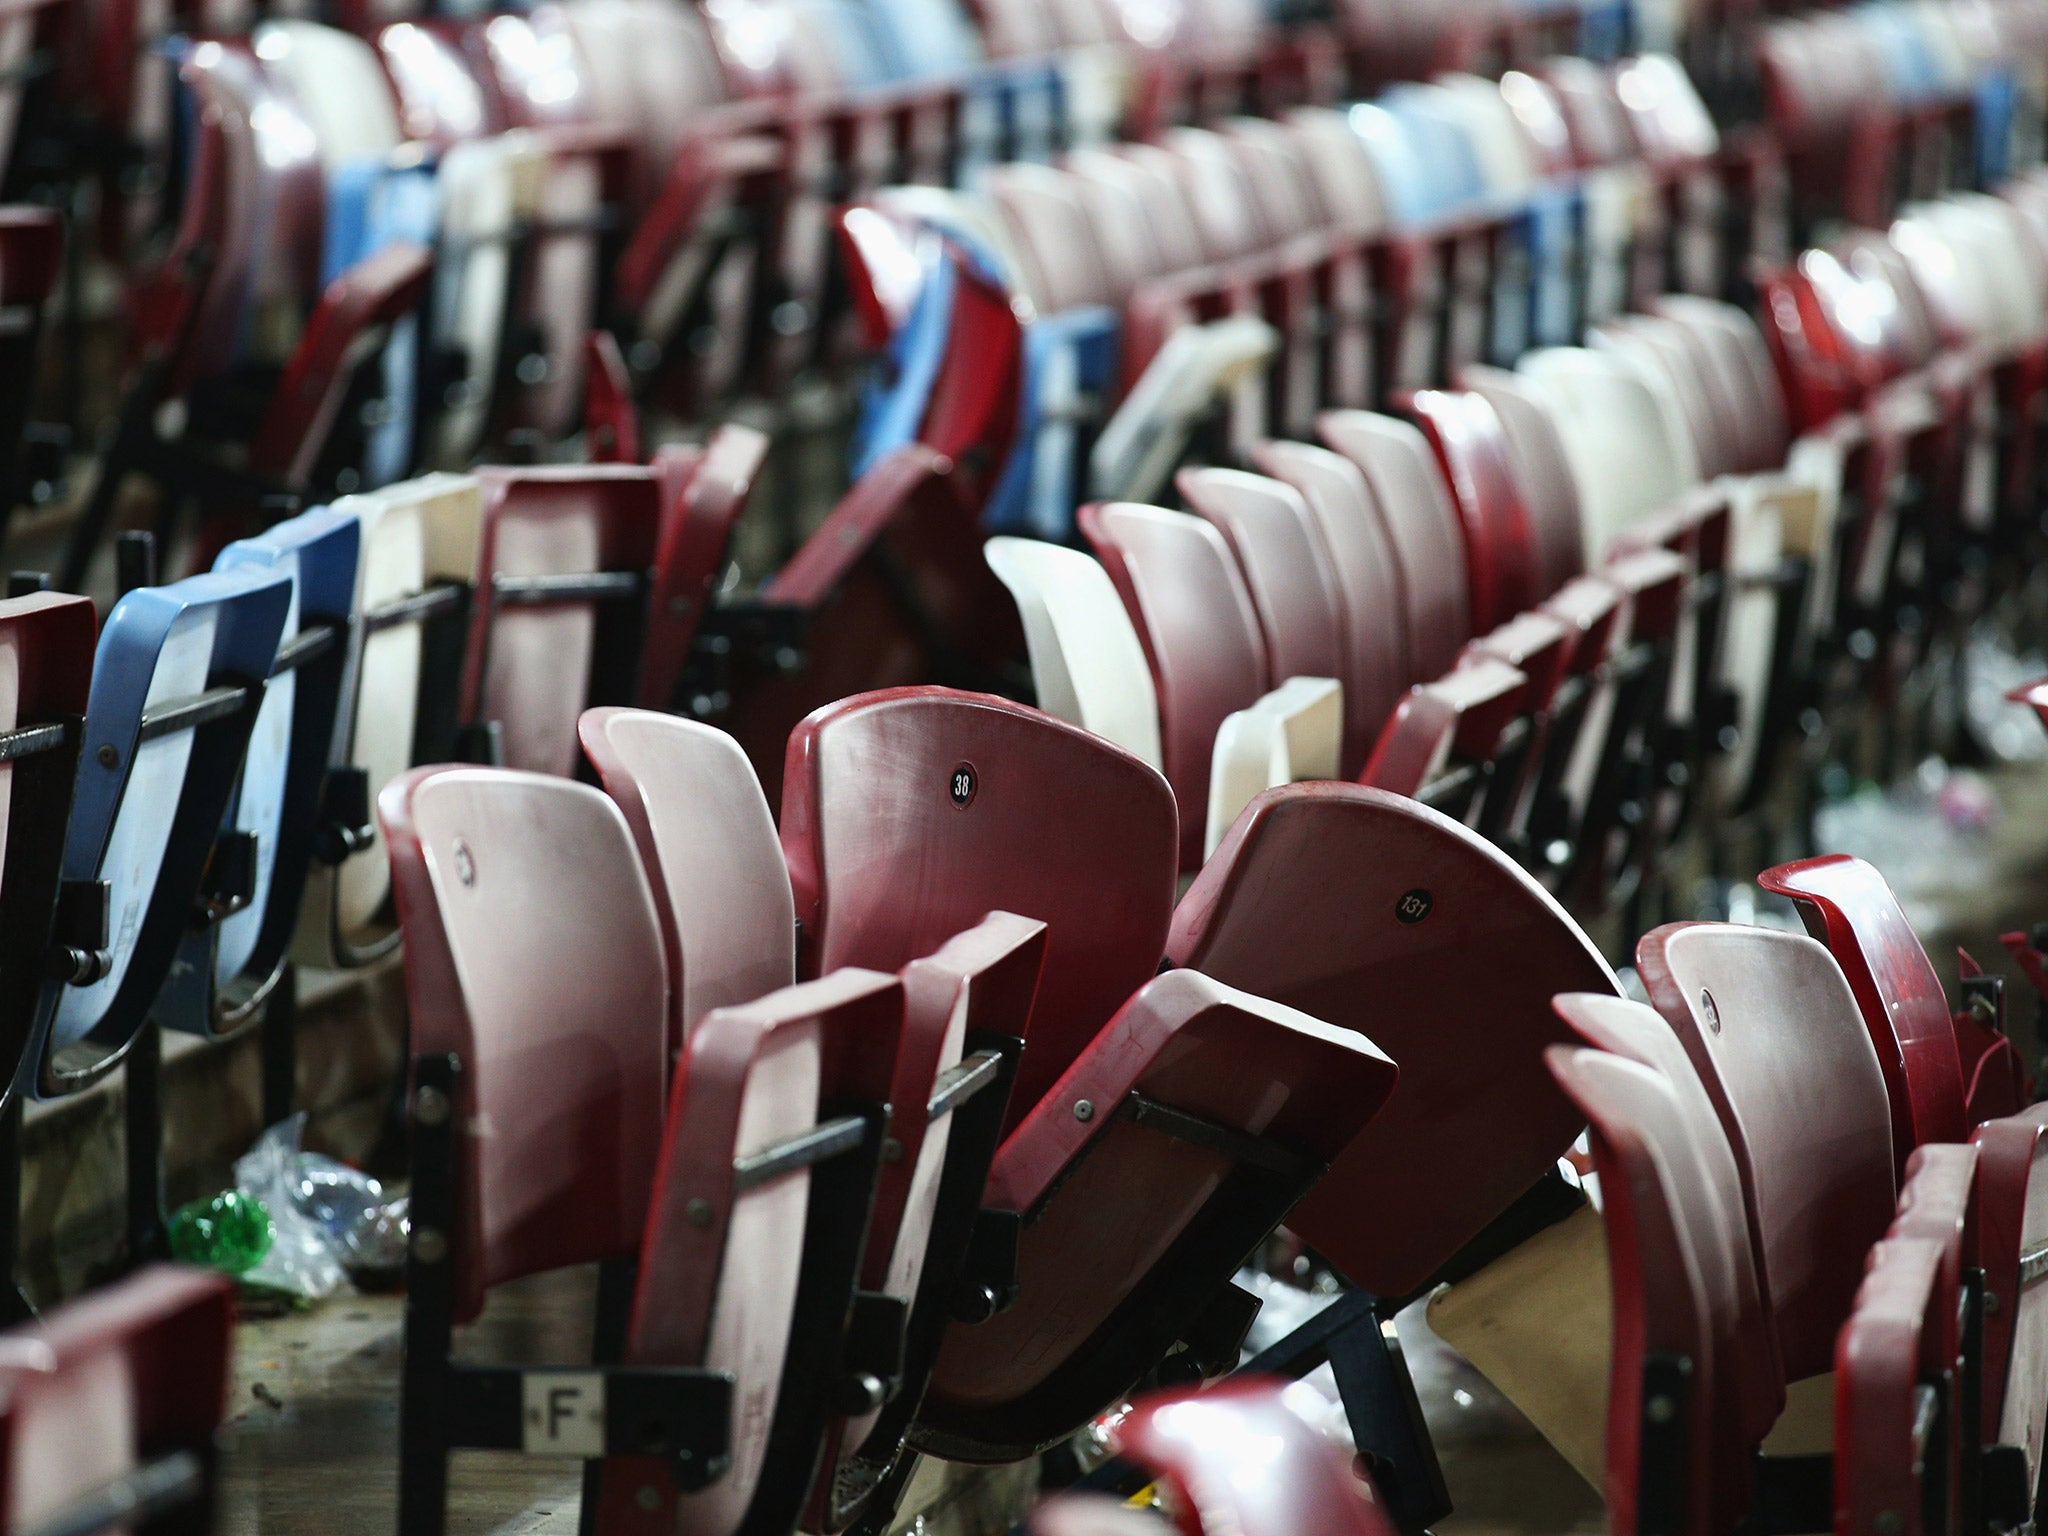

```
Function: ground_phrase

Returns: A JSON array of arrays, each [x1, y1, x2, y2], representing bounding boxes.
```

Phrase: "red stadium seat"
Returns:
[[1758, 854, 1974, 1158], [1636, 922, 1898, 1381], [0, 1265, 235, 1535], [464, 467, 663, 776], [1170, 780, 1617, 1295]]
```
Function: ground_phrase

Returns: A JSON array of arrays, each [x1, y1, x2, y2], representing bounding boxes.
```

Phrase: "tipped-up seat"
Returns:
[[1636, 922, 1898, 1383], [1544, 1045, 1762, 1536], [917, 967, 1396, 1461], [1248, 439, 1412, 771], [156, 508, 361, 1041], [1315, 409, 1473, 681], [1079, 503, 1339, 866], [718, 447, 1019, 804], [581, 708, 1052, 1534], [638, 426, 771, 713], [381, 764, 910, 1536], [463, 467, 662, 777], [0, 592, 96, 1106], [25, 567, 292, 1100], [294, 474, 484, 969], [1836, 1236, 1965, 1536]]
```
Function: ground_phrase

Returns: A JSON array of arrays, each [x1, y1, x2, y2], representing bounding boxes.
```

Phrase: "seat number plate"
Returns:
[[522, 1371, 605, 1456]]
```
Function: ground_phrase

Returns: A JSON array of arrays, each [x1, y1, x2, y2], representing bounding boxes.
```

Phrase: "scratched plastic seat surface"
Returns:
[[1169, 782, 1617, 1294], [782, 686, 1179, 1129], [1636, 923, 1899, 1381], [295, 474, 483, 969], [28, 567, 292, 1099]]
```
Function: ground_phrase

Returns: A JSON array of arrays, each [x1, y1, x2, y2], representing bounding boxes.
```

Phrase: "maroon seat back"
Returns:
[[639, 425, 770, 710], [1636, 922, 1898, 1380], [1458, 363, 1586, 595], [1177, 467, 1348, 693], [1834, 1237, 1958, 1536], [782, 687, 1179, 1130], [1079, 501, 1269, 869], [1757, 855, 1971, 1164], [0, 1266, 235, 1532], [1404, 388, 1541, 631], [1168, 782, 1617, 1293], [464, 466, 662, 777], [1554, 995, 1786, 1457], [731, 447, 1017, 805], [381, 765, 669, 1323], [1250, 439, 1410, 772], [578, 708, 795, 1056], [1317, 410, 1472, 681]]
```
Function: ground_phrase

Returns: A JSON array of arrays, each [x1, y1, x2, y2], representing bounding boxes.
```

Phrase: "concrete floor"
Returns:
[[216, 1270, 1603, 1536]]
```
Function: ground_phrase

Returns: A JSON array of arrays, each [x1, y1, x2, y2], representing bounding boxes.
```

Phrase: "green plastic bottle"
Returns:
[[168, 1190, 274, 1275]]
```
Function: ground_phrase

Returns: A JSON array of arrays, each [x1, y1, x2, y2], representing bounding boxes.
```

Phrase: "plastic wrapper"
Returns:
[[169, 1114, 412, 1298]]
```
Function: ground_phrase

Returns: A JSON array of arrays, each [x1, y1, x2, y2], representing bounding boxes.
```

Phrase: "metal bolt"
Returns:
[[684, 1198, 713, 1228], [414, 1085, 449, 1126], [1645, 1395, 1675, 1425], [96, 744, 117, 768], [1875, 1511, 1904, 1536], [412, 1227, 447, 1264], [637, 1486, 662, 1513], [880, 1137, 903, 1164], [1073, 1099, 1095, 1123], [1700, 989, 1720, 1034], [1985, 1288, 2001, 1316], [453, 840, 475, 887]]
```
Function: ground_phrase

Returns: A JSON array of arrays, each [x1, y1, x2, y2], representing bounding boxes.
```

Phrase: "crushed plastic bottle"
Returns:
[[167, 1189, 273, 1275]]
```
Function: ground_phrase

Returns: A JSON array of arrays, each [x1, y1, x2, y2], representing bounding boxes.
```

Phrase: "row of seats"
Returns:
[[364, 680, 2045, 1535], [0, 810, 2037, 1536], [0, 440, 783, 1303], [843, 49, 1778, 544], [1760, 0, 2048, 231]]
